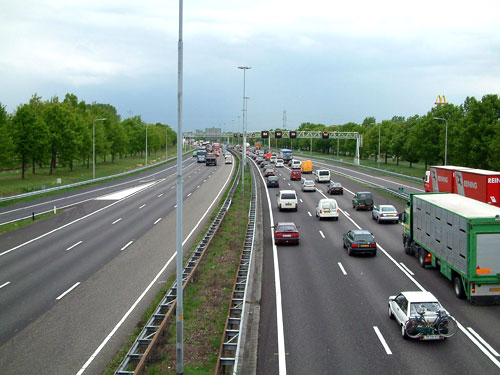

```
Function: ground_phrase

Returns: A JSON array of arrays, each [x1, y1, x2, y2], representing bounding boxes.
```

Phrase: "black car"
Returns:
[[327, 181, 343, 195], [266, 175, 280, 188], [343, 229, 377, 256], [352, 192, 374, 210]]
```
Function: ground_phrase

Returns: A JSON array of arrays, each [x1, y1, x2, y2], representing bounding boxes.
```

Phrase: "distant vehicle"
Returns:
[[315, 169, 330, 183], [327, 181, 343, 195], [343, 229, 377, 256], [225, 156, 233, 164], [265, 153, 272, 161], [301, 160, 313, 174], [352, 192, 374, 211], [302, 180, 316, 192], [264, 168, 275, 177], [291, 160, 302, 169], [260, 162, 268, 169], [280, 148, 293, 164], [290, 170, 302, 181], [197, 149, 207, 163], [274, 222, 300, 245], [275, 159, 284, 168], [372, 205, 399, 223], [315, 198, 339, 220], [388, 291, 457, 340], [205, 153, 217, 166], [277, 190, 298, 211], [270, 156, 277, 164], [266, 175, 280, 188], [256, 157, 263, 164], [192, 151, 197, 157]]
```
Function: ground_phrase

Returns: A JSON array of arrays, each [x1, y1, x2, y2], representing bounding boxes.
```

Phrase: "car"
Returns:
[[315, 169, 330, 183], [352, 192, 374, 211], [264, 168, 275, 177], [302, 179, 316, 192], [372, 204, 399, 223], [291, 160, 302, 169], [290, 170, 302, 181], [274, 222, 300, 245], [275, 159, 284, 168], [192, 151, 198, 157], [256, 157, 263, 164], [388, 291, 457, 340], [343, 229, 377, 256], [260, 162, 268, 169], [315, 198, 339, 220], [270, 156, 277, 164], [266, 175, 280, 188], [277, 190, 298, 211], [225, 156, 233, 164], [327, 181, 343, 195]]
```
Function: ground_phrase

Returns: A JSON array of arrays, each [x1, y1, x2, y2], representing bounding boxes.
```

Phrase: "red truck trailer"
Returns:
[[425, 166, 500, 207]]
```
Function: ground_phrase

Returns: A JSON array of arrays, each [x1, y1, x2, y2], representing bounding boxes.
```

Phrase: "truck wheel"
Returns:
[[418, 249, 427, 268], [404, 238, 414, 256], [453, 276, 466, 299]]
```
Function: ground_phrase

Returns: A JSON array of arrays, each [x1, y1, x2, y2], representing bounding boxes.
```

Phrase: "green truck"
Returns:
[[403, 193, 500, 304]]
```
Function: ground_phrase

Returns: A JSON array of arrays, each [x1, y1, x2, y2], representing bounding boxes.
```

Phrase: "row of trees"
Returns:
[[264, 94, 500, 170], [0, 94, 176, 179]]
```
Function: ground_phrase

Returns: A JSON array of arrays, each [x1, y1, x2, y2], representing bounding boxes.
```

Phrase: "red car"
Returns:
[[274, 222, 300, 245], [290, 170, 302, 181]]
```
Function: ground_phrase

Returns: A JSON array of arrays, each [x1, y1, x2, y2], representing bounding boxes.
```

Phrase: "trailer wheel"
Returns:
[[418, 249, 427, 268], [453, 276, 466, 299], [403, 238, 414, 255]]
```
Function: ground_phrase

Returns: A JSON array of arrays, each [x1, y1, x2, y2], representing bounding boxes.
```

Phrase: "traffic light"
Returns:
[[275, 131, 282, 138], [289, 131, 297, 139], [261, 130, 269, 138], [322, 131, 329, 139]]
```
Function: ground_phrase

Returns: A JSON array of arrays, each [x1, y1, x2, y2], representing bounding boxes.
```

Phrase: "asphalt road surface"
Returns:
[[0, 154, 234, 375], [254, 156, 500, 375]]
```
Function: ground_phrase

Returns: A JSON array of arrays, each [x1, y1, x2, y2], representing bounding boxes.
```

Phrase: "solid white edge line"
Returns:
[[0, 281, 11, 289], [111, 218, 122, 225], [76, 157, 235, 375], [253, 159, 287, 374], [459, 322, 500, 367], [56, 282, 81, 300], [467, 327, 500, 357], [120, 241, 134, 251], [399, 262, 415, 276], [139, 204, 146, 209], [319, 230, 325, 239], [337, 262, 347, 275], [153, 218, 162, 225], [373, 326, 392, 355], [66, 241, 83, 251]]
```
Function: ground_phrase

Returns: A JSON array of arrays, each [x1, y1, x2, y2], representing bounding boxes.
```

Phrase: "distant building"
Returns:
[[205, 127, 221, 139]]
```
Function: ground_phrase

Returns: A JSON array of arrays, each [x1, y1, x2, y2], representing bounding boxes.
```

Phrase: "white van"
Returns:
[[315, 169, 331, 183], [291, 160, 302, 169], [315, 198, 339, 220], [277, 190, 298, 211], [270, 156, 277, 164]]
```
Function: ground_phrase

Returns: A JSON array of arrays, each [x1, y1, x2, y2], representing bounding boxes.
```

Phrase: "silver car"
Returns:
[[302, 179, 316, 192], [372, 204, 399, 223]]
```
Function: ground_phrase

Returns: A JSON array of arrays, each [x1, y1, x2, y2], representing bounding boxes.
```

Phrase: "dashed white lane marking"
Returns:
[[204, 179, 207, 182], [56, 282, 81, 300], [188, 175, 191, 178], [66, 241, 83, 251], [287, 183, 290, 186], [158, 193, 163, 198], [319, 230, 325, 239], [171, 186, 175, 189], [467, 328, 500, 357], [337, 262, 347, 275], [154, 218, 162, 225], [197, 185, 200, 189], [120, 241, 134, 251], [0, 281, 11, 289], [139, 204, 146, 209], [399, 262, 414, 276], [299, 198, 303, 203], [112, 218, 122, 225], [308, 211, 312, 217], [187, 193, 192, 197], [174, 205, 177, 208], [373, 326, 392, 355]]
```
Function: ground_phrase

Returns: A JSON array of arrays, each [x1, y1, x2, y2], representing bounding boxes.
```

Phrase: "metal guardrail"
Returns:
[[215, 158, 257, 374], [115, 151, 241, 375], [0, 151, 193, 203]]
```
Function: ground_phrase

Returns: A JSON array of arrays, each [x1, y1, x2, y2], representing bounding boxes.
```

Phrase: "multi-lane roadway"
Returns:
[[254, 155, 500, 374]]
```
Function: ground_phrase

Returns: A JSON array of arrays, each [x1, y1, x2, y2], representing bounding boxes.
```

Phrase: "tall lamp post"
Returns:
[[434, 117, 448, 165], [378, 122, 381, 169], [238, 66, 251, 192], [93, 118, 106, 180], [145, 122, 148, 166]]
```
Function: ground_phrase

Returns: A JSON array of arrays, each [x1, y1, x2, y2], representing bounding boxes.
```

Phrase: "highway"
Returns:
[[0, 154, 234, 375], [253, 156, 500, 374]]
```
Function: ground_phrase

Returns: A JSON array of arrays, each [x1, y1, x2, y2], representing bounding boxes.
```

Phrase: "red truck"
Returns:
[[424, 166, 500, 207]]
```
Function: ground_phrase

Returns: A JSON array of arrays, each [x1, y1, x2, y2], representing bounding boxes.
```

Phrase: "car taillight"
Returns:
[[337, 209, 339, 213], [296, 203, 298, 208], [371, 243, 377, 248], [381, 214, 385, 217], [352, 244, 359, 248], [292, 232, 299, 237], [320, 210, 322, 214]]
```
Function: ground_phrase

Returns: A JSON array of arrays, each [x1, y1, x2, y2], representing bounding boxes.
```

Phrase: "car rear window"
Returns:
[[358, 193, 372, 199], [319, 171, 329, 176], [321, 202, 335, 209], [277, 225, 296, 232], [304, 181, 314, 185], [354, 233, 374, 241], [382, 206, 395, 212], [281, 193, 296, 200]]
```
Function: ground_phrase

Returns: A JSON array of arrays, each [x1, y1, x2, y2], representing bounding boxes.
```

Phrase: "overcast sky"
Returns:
[[1, 0, 499, 132]]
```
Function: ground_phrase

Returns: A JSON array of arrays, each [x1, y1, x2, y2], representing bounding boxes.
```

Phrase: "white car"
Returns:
[[277, 190, 298, 211], [315, 198, 339, 220], [275, 159, 284, 168], [291, 160, 302, 169], [225, 156, 233, 164], [270, 156, 277, 164], [302, 180, 316, 192], [372, 205, 399, 223], [388, 291, 457, 340]]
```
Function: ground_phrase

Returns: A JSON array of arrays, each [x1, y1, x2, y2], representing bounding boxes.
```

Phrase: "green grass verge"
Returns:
[[0, 210, 59, 235]]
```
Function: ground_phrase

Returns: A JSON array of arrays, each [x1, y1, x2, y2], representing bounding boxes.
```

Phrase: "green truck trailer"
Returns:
[[403, 193, 500, 304]]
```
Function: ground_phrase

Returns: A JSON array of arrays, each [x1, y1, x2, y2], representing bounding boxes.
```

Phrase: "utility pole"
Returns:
[[238, 66, 251, 193]]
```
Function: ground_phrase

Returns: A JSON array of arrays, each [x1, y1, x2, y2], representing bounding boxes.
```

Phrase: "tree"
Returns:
[[12, 104, 39, 179], [0, 103, 15, 169]]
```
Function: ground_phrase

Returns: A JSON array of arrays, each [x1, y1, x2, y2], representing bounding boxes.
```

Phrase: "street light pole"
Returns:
[[434, 117, 448, 165], [238, 66, 251, 193], [146, 122, 148, 166], [378, 122, 381, 169], [93, 118, 106, 180]]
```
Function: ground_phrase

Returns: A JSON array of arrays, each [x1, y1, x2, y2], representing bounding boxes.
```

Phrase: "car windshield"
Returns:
[[281, 193, 296, 199], [409, 302, 442, 316], [353, 233, 374, 241], [277, 225, 296, 232]]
